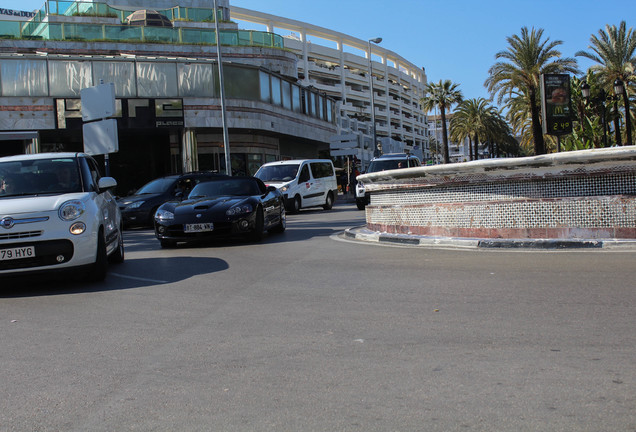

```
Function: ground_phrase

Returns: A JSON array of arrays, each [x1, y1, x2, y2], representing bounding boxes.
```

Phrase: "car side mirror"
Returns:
[[98, 176, 117, 192], [267, 185, 277, 193]]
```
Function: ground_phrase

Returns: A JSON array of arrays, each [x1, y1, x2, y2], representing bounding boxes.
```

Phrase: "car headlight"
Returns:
[[127, 201, 144, 209], [59, 200, 86, 221], [155, 209, 174, 221], [226, 204, 253, 216]]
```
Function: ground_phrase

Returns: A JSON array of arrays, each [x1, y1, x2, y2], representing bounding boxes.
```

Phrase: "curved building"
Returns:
[[231, 6, 429, 168], [0, 0, 427, 193]]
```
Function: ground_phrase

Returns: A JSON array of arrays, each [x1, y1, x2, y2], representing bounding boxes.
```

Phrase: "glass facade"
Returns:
[[0, 57, 337, 123]]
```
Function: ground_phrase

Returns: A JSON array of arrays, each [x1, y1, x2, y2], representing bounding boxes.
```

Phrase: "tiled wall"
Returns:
[[361, 148, 636, 240]]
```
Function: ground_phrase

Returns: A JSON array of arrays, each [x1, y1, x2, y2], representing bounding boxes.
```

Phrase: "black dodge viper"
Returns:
[[154, 176, 286, 247]]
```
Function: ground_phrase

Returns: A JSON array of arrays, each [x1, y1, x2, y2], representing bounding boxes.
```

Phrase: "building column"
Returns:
[[25, 136, 40, 154], [300, 30, 309, 85], [182, 128, 198, 173]]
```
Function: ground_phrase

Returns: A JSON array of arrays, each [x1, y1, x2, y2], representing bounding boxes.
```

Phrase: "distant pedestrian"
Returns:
[[339, 171, 348, 194]]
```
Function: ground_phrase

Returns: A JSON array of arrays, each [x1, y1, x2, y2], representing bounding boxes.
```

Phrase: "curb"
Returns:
[[343, 226, 636, 250]]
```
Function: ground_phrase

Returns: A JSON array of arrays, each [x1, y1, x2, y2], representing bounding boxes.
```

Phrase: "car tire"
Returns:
[[108, 225, 125, 264], [89, 228, 108, 282], [323, 192, 334, 210], [269, 205, 286, 234], [248, 207, 265, 242], [290, 195, 301, 214]]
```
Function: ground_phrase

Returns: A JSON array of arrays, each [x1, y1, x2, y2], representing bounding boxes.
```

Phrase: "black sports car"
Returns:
[[154, 176, 286, 247]]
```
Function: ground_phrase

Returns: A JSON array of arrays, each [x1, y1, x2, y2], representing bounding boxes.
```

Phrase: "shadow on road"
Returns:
[[121, 208, 364, 249], [0, 256, 229, 298]]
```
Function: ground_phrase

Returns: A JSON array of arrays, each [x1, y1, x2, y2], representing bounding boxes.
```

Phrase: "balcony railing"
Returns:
[[0, 0, 283, 49], [0, 20, 283, 48]]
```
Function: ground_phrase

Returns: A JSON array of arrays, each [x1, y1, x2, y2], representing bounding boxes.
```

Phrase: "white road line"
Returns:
[[109, 272, 167, 284]]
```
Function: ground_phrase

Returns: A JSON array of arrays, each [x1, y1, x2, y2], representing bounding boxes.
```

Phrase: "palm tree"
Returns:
[[576, 21, 636, 146], [420, 80, 463, 163], [450, 98, 493, 160], [451, 98, 519, 160], [485, 27, 579, 155]]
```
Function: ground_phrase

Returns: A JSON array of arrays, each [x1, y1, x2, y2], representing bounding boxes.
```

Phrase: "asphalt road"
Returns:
[[1, 202, 635, 431]]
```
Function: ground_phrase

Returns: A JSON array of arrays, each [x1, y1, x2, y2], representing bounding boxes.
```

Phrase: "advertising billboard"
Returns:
[[541, 74, 572, 136]]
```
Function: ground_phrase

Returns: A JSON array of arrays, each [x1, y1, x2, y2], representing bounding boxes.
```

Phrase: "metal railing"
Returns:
[[0, 1, 283, 48], [0, 20, 283, 48]]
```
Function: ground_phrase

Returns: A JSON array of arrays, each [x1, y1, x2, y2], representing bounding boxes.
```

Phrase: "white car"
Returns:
[[0, 153, 124, 281]]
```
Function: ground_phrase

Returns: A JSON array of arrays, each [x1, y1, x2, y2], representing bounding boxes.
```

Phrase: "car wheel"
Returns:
[[248, 207, 265, 242], [269, 204, 286, 234], [88, 228, 108, 282], [323, 191, 334, 210], [290, 195, 301, 214], [160, 239, 176, 249], [108, 225, 125, 264], [356, 199, 366, 210]]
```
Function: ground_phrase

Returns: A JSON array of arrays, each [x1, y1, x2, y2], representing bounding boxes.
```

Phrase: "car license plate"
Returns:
[[184, 223, 214, 233], [0, 246, 35, 261]]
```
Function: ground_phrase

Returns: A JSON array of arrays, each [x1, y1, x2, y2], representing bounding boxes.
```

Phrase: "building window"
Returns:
[[292, 85, 301, 113], [137, 62, 178, 97], [178, 62, 214, 97], [0, 59, 48, 96], [271, 75, 281, 106], [281, 81, 292, 110], [94, 61, 137, 97], [224, 65, 259, 100], [48, 60, 92, 97], [259, 70, 270, 103]]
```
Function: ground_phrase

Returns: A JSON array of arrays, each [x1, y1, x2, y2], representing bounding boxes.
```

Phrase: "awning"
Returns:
[[0, 131, 38, 141]]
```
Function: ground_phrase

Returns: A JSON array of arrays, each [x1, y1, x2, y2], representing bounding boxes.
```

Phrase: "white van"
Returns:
[[254, 159, 338, 213]]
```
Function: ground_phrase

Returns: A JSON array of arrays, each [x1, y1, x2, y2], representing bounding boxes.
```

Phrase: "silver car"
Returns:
[[0, 153, 124, 281]]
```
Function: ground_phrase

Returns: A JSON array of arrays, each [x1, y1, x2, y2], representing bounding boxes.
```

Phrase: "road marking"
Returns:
[[109, 272, 167, 284]]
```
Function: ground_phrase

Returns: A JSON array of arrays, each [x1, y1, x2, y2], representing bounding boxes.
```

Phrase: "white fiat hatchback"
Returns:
[[0, 153, 124, 281]]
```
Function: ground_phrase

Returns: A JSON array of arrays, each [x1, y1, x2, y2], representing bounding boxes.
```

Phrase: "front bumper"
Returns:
[[154, 213, 257, 243], [120, 207, 152, 227], [0, 216, 99, 276]]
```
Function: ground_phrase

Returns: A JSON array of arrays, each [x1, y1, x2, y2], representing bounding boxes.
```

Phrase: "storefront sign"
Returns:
[[56, 98, 184, 130]]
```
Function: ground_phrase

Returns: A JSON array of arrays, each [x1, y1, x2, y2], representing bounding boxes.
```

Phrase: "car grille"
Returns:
[[0, 239, 74, 271], [0, 230, 43, 241]]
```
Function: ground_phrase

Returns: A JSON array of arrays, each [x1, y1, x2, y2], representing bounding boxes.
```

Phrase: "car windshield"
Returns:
[[134, 178, 175, 195], [254, 164, 299, 182], [0, 158, 82, 197], [367, 159, 409, 173], [189, 178, 262, 198]]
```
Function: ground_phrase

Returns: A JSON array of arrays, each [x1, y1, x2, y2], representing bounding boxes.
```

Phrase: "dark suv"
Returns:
[[117, 172, 222, 228], [355, 153, 421, 210]]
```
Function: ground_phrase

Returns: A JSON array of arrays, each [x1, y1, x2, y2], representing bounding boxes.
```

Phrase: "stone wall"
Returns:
[[359, 147, 636, 240]]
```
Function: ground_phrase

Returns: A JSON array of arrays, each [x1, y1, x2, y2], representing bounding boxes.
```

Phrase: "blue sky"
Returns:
[[7, 0, 636, 108]]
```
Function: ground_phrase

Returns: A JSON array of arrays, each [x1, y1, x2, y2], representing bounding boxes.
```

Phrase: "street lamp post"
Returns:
[[614, 78, 632, 146], [213, 0, 231, 175], [581, 81, 608, 147], [367, 37, 382, 157]]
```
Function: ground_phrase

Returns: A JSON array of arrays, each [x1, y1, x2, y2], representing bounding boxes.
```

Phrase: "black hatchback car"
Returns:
[[117, 172, 221, 228]]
